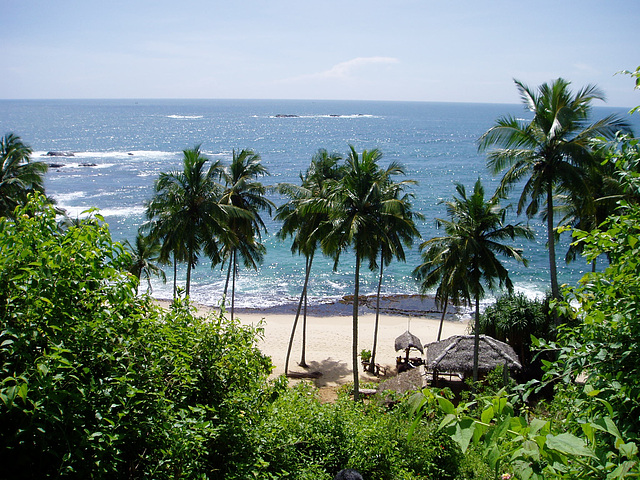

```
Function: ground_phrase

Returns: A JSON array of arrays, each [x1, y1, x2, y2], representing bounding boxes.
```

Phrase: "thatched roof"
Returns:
[[394, 330, 424, 354], [377, 368, 424, 395], [425, 335, 521, 374]]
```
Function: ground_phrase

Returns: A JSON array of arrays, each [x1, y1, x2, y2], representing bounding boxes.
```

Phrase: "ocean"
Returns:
[[2, 99, 637, 314]]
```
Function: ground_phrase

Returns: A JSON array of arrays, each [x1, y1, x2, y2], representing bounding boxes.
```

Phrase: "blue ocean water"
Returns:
[[1, 99, 637, 311]]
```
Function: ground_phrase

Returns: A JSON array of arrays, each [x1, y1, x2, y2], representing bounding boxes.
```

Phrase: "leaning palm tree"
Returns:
[[367, 171, 422, 374], [124, 231, 166, 294], [144, 145, 232, 297], [0, 133, 48, 218], [276, 149, 343, 373], [219, 149, 273, 320], [320, 146, 395, 400], [427, 179, 533, 382], [478, 78, 631, 300]]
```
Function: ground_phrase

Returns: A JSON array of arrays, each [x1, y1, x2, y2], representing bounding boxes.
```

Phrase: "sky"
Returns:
[[1, 0, 639, 107]]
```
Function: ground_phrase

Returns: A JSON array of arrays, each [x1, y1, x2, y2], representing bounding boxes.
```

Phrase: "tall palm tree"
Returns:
[[478, 78, 631, 300], [367, 170, 422, 373], [0, 133, 48, 218], [144, 145, 232, 297], [220, 149, 273, 320], [276, 149, 343, 373], [426, 179, 533, 382], [124, 231, 166, 294], [320, 146, 396, 400], [414, 229, 470, 342]]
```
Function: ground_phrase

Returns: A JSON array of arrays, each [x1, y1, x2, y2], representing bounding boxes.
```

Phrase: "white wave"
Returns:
[[58, 205, 145, 219], [166, 115, 204, 119], [38, 150, 180, 160], [53, 191, 86, 202]]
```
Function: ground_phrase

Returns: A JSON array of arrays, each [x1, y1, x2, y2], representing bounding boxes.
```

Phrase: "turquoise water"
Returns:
[[2, 99, 637, 311]]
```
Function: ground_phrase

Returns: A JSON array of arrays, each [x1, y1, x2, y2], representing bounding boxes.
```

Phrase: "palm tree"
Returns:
[[276, 149, 343, 373], [367, 170, 422, 373], [320, 146, 397, 400], [478, 78, 631, 300], [414, 230, 470, 342], [144, 145, 233, 297], [124, 231, 166, 294], [0, 133, 48, 218], [219, 149, 273, 320], [426, 179, 533, 382]]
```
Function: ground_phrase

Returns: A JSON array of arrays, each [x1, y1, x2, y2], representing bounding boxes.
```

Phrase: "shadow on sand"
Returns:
[[286, 358, 352, 387]]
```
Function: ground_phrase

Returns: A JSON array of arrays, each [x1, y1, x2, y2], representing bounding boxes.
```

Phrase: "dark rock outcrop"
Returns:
[[45, 151, 75, 157]]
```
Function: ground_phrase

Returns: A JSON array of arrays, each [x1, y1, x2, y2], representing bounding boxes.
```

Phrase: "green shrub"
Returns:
[[251, 382, 463, 479], [479, 292, 555, 382], [0, 195, 275, 478]]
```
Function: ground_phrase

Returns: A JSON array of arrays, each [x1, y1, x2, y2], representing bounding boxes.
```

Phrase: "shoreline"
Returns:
[[158, 292, 468, 319], [154, 297, 470, 392]]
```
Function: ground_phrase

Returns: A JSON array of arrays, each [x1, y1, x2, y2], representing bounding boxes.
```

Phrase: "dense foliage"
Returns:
[[479, 293, 555, 381], [253, 383, 463, 480], [1, 194, 481, 479], [0, 195, 274, 478], [410, 198, 640, 479], [547, 201, 640, 438]]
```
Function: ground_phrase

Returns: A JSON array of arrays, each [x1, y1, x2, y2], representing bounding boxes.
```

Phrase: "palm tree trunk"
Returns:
[[223, 257, 232, 307], [369, 252, 384, 373], [437, 296, 448, 342], [473, 293, 480, 384], [186, 248, 192, 297], [285, 253, 313, 374], [231, 250, 236, 321], [547, 183, 560, 301], [352, 254, 361, 401], [173, 253, 177, 300], [300, 253, 313, 368]]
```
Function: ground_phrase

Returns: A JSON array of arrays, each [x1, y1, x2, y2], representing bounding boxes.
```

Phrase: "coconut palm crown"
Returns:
[[478, 78, 632, 299], [0, 133, 48, 218], [424, 179, 533, 382]]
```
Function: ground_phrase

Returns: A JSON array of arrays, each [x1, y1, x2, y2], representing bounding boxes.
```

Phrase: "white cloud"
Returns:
[[285, 57, 400, 83]]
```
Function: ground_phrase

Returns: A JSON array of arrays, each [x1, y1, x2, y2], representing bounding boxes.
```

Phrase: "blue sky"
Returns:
[[2, 0, 639, 106]]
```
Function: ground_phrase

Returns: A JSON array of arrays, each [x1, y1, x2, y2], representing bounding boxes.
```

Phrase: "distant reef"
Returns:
[[44, 151, 75, 157]]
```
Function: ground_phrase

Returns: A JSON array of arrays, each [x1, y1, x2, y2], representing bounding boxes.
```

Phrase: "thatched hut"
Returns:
[[425, 334, 521, 382]]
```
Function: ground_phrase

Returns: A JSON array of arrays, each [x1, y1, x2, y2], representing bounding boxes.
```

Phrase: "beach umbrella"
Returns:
[[395, 330, 424, 363]]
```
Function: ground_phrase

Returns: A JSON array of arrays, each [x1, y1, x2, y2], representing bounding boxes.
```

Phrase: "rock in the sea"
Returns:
[[79, 162, 97, 167], [275, 114, 299, 118], [45, 151, 75, 157], [47, 163, 65, 168]]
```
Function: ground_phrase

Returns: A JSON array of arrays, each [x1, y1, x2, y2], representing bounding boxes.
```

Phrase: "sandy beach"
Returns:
[[158, 299, 471, 391]]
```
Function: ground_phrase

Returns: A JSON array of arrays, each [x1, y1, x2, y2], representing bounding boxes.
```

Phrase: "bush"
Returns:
[[479, 292, 555, 382], [0, 195, 275, 478], [252, 383, 463, 480]]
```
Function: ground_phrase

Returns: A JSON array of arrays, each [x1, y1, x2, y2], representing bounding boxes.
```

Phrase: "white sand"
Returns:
[[168, 300, 470, 388]]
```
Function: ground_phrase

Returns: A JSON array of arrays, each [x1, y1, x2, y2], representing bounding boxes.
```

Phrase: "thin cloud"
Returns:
[[285, 57, 400, 83]]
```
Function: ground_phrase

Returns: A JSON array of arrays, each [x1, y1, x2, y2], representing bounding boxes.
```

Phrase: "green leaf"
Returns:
[[593, 417, 622, 440], [546, 433, 596, 458], [446, 417, 476, 453], [481, 405, 494, 425], [617, 441, 638, 459], [529, 418, 549, 436], [438, 396, 456, 415]]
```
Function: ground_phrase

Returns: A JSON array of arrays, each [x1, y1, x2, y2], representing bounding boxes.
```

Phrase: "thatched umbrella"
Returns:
[[395, 330, 424, 363], [425, 334, 521, 378]]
